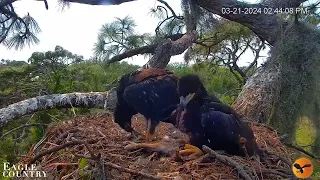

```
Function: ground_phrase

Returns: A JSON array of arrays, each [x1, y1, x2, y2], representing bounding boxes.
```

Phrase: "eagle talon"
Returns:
[[178, 144, 204, 157]]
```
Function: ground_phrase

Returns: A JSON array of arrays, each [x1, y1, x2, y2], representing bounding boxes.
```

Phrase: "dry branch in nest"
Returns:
[[17, 113, 296, 179]]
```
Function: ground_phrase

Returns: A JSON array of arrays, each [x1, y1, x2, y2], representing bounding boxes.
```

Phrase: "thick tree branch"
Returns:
[[100, 31, 196, 67], [107, 44, 157, 63], [143, 30, 198, 69], [0, 90, 118, 128], [106, 33, 187, 64], [194, 0, 307, 45], [170, 30, 198, 56]]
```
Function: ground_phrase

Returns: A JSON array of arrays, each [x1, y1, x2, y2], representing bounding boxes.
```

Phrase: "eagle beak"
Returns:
[[175, 93, 195, 128], [179, 93, 195, 109]]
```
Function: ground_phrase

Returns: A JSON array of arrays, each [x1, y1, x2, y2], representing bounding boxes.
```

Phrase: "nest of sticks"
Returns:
[[18, 113, 297, 180]]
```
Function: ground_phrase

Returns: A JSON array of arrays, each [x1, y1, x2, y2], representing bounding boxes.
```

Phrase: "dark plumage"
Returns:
[[178, 74, 222, 105], [176, 74, 259, 157], [114, 68, 179, 140]]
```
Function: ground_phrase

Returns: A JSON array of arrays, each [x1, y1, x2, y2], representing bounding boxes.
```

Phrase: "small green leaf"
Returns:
[[79, 158, 88, 169]]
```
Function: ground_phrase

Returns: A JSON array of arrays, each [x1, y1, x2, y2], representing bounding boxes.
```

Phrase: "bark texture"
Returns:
[[0, 90, 118, 128], [232, 62, 281, 123], [143, 30, 198, 69], [194, 0, 306, 45]]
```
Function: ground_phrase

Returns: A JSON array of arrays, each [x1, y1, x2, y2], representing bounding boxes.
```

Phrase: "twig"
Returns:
[[283, 142, 320, 160], [0, 123, 47, 139], [75, 138, 106, 180], [195, 154, 213, 163], [17, 144, 35, 165], [262, 149, 291, 166], [156, 0, 183, 19], [27, 139, 98, 165], [155, 15, 175, 34], [33, 136, 47, 152], [61, 168, 79, 180], [100, 157, 106, 180], [104, 161, 161, 180], [258, 169, 292, 178], [58, 129, 80, 139], [243, 120, 276, 132], [220, 88, 242, 99], [96, 129, 106, 138], [279, 133, 289, 141], [83, 141, 96, 158], [46, 162, 78, 167], [202, 145, 253, 180], [69, 102, 77, 117], [76, 154, 161, 180]]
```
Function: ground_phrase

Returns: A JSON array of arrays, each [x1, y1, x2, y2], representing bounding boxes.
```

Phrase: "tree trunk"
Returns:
[[231, 61, 281, 123]]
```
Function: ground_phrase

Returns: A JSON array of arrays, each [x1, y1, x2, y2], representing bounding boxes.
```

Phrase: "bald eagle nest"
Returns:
[[18, 113, 297, 180]]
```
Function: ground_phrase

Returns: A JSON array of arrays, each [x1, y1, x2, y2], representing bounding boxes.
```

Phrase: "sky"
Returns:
[[0, 0, 269, 67]]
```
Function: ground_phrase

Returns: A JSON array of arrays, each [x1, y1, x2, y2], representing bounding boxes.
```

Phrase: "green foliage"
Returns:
[[93, 16, 153, 60], [0, 53, 243, 167], [189, 21, 253, 59], [269, 22, 320, 155], [295, 117, 316, 152], [0, 65, 38, 107], [79, 158, 88, 169], [168, 62, 241, 104], [78, 158, 89, 178], [185, 20, 264, 86], [279, 5, 320, 28], [1, 12, 41, 50], [149, 1, 185, 37], [0, 48, 142, 167], [293, 117, 320, 179], [0, 59, 28, 67]]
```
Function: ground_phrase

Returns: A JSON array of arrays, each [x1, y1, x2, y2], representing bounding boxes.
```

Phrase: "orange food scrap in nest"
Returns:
[[134, 68, 175, 82]]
